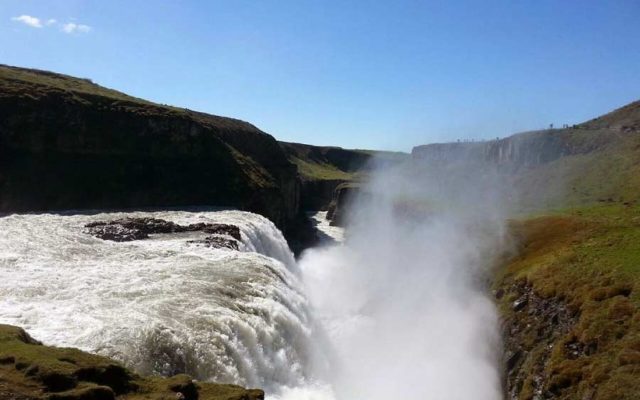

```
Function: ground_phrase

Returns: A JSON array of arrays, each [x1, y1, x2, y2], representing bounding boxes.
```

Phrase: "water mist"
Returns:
[[299, 156, 508, 400]]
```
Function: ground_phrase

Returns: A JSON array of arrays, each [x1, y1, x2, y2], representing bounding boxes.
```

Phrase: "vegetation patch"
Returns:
[[0, 324, 263, 400], [495, 204, 640, 400]]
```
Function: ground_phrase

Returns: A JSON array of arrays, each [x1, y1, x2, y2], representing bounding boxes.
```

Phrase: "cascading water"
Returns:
[[0, 155, 507, 400], [0, 209, 326, 394], [296, 158, 508, 400]]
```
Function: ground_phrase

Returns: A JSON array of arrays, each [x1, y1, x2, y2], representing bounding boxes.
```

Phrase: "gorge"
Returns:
[[1, 64, 640, 400]]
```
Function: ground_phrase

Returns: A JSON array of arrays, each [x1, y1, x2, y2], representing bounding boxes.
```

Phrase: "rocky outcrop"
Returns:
[[412, 128, 607, 171], [298, 179, 345, 210], [498, 280, 579, 400], [0, 65, 299, 231], [85, 217, 241, 249], [0, 324, 264, 400], [279, 141, 372, 211], [327, 183, 362, 226], [412, 101, 640, 172]]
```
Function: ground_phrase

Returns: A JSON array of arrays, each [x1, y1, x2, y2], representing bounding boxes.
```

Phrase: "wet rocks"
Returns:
[[85, 218, 186, 241], [84, 223, 150, 242], [85, 218, 242, 250], [202, 224, 241, 241], [188, 236, 239, 251], [166, 374, 199, 400]]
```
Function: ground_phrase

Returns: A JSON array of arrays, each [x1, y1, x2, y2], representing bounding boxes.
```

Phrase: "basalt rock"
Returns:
[[327, 183, 362, 227], [85, 218, 242, 246], [0, 65, 299, 232], [500, 280, 578, 400], [187, 236, 239, 251]]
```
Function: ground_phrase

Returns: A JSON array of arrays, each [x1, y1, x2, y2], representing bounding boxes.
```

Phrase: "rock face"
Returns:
[[327, 183, 361, 226], [412, 100, 640, 171], [0, 324, 264, 400], [0, 65, 299, 231], [279, 141, 372, 211], [85, 217, 241, 250], [499, 280, 579, 400], [411, 100, 640, 212], [412, 128, 603, 170]]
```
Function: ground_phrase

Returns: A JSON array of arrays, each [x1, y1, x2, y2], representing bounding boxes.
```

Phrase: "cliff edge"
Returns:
[[0, 65, 299, 230]]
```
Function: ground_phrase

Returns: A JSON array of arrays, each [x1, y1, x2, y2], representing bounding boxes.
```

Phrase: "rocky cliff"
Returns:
[[412, 100, 640, 212], [279, 141, 407, 210], [0, 65, 299, 230], [279, 141, 370, 210]]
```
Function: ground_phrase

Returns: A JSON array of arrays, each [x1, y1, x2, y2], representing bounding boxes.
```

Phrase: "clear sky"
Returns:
[[2, 1, 639, 151]]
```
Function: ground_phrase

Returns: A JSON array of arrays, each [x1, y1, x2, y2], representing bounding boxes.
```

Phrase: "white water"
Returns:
[[0, 209, 325, 393], [297, 159, 507, 400], [0, 164, 505, 400]]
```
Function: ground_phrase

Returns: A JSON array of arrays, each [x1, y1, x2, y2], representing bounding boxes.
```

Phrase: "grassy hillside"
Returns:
[[0, 324, 263, 400], [496, 205, 640, 400], [512, 125, 640, 213], [279, 141, 370, 181], [487, 100, 640, 399]]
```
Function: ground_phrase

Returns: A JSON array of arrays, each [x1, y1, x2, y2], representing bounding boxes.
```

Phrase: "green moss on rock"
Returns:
[[0, 324, 263, 400]]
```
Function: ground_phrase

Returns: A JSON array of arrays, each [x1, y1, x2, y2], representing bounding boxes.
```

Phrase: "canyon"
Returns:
[[1, 64, 640, 400]]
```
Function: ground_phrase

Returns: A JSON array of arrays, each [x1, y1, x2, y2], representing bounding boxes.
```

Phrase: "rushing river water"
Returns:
[[0, 198, 503, 400], [0, 209, 333, 396]]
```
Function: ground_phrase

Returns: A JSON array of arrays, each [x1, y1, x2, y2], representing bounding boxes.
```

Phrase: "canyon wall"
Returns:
[[0, 65, 299, 230]]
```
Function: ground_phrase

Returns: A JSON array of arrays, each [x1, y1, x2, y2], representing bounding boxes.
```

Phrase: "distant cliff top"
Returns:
[[412, 99, 640, 157], [411, 98, 640, 212], [279, 141, 407, 181], [0, 64, 264, 134]]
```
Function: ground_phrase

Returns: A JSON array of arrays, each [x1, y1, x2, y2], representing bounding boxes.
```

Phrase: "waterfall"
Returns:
[[0, 162, 507, 400], [0, 209, 324, 394]]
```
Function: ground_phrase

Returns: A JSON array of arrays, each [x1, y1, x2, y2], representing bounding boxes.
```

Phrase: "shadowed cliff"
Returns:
[[279, 141, 407, 210], [0, 65, 299, 229]]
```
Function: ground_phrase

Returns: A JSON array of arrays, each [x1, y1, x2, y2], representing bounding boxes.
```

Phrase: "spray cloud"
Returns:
[[299, 153, 509, 400]]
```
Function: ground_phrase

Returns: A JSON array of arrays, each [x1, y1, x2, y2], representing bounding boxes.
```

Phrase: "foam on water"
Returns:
[[0, 209, 324, 393]]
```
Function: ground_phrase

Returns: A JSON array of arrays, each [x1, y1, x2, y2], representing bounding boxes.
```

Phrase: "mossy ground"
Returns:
[[288, 155, 358, 181], [0, 325, 263, 400], [495, 203, 640, 399]]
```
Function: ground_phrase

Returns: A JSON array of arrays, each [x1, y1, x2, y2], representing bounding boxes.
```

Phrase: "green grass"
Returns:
[[512, 128, 640, 214], [0, 64, 262, 133], [495, 204, 640, 399], [289, 156, 358, 181], [0, 324, 263, 400], [0, 64, 152, 104]]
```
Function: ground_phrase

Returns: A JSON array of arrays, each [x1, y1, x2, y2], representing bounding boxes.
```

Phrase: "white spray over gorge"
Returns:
[[0, 156, 510, 399], [299, 157, 509, 400]]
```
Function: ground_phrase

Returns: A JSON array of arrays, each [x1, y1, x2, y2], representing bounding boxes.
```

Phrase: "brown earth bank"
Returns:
[[0, 324, 263, 400]]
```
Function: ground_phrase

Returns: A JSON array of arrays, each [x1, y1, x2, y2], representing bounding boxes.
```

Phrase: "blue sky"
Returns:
[[2, 1, 639, 151]]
